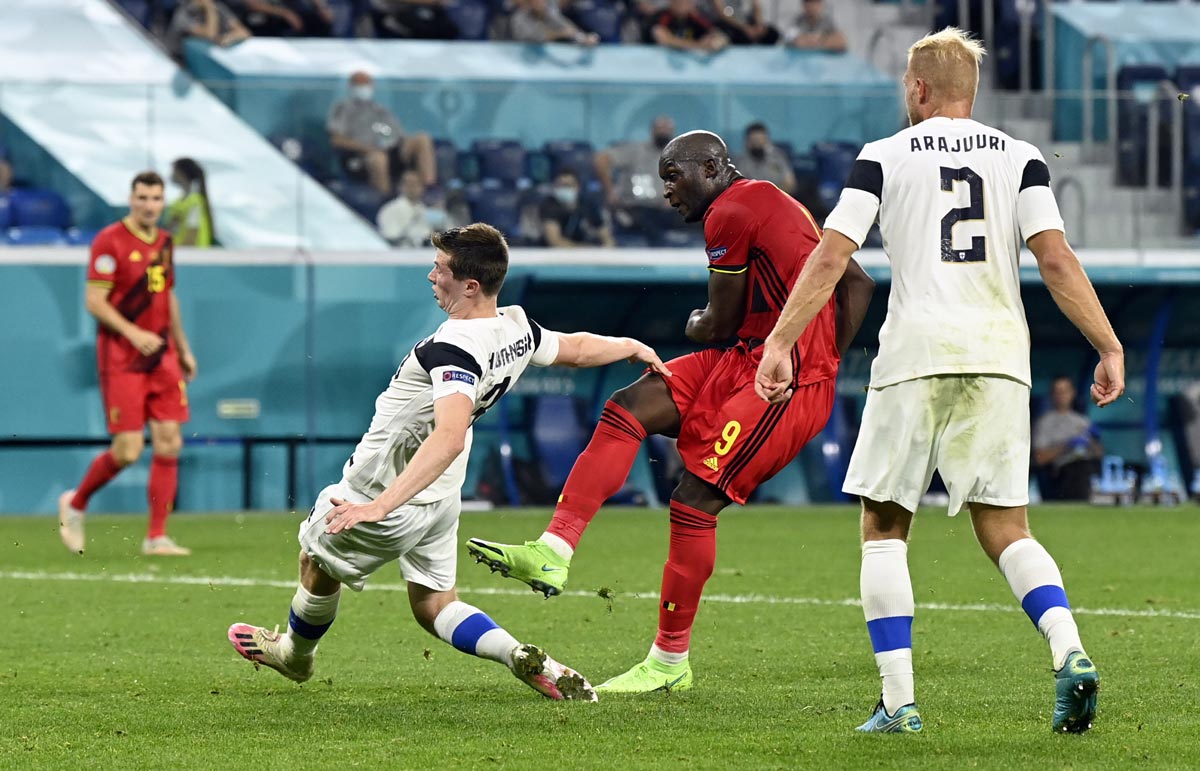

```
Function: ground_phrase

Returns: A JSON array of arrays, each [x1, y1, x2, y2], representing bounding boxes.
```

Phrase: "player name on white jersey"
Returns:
[[909, 134, 1006, 153]]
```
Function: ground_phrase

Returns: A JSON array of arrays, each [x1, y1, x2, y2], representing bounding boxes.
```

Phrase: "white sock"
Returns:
[[285, 585, 340, 658], [538, 532, 574, 561], [861, 539, 915, 713], [432, 601, 520, 665], [999, 538, 1084, 670], [648, 643, 688, 667]]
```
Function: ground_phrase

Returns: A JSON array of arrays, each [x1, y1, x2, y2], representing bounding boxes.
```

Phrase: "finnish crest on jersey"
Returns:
[[706, 246, 728, 262], [94, 254, 117, 275], [443, 370, 477, 385]]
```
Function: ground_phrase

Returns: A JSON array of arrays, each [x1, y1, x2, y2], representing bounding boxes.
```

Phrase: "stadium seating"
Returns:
[[0, 197, 10, 230], [5, 226, 68, 246], [528, 395, 588, 491], [114, 0, 152, 29], [472, 139, 528, 187], [446, 0, 491, 41], [466, 180, 523, 239], [66, 227, 99, 246], [7, 189, 71, 229], [812, 141, 859, 214], [325, 179, 386, 223], [571, 0, 622, 44], [543, 140, 596, 184], [433, 138, 461, 188]]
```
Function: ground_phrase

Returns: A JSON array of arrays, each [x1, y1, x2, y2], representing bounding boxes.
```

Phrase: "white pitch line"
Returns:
[[4, 569, 1198, 621]]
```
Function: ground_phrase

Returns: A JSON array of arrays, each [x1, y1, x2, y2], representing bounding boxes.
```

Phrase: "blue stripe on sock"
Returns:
[[450, 612, 499, 655], [288, 608, 334, 640], [866, 615, 913, 653], [1021, 584, 1070, 627]]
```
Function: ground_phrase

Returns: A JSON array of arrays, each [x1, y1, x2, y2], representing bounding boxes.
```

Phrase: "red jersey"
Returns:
[[87, 218, 176, 374], [703, 178, 839, 386]]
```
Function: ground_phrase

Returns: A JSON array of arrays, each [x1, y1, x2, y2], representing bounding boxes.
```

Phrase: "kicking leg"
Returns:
[[410, 582, 596, 701], [856, 497, 923, 733], [467, 372, 680, 595], [597, 472, 725, 694], [228, 550, 341, 683], [971, 503, 1098, 733]]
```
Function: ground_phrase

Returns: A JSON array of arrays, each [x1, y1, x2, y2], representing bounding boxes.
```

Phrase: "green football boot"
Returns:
[[1052, 651, 1099, 734], [466, 538, 569, 597], [595, 656, 693, 694], [855, 700, 923, 733]]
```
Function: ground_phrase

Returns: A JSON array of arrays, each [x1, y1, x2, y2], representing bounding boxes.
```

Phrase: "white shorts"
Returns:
[[843, 375, 1031, 516], [298, 480, 460, 592]]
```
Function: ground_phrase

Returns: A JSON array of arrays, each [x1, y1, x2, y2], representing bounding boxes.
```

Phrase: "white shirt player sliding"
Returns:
[[755, 28, 1122, 735], [228, 223, 671, 702]]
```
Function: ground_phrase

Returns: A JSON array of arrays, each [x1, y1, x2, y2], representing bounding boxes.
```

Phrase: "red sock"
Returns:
[[148, 456, 179, 538], [655, 501, 718, 655], [545, 400, 647, 549], [71, 451, 123, 510]]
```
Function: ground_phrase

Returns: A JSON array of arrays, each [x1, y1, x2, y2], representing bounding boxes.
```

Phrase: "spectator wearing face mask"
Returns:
[[733, 122, 796, 196], [539, 169, 615, 248], [594, 115, 680, 237], [326, 71, 437, 196], [164, 157, 216, 247]]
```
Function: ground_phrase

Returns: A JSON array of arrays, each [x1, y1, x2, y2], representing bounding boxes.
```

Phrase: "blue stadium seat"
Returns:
[[8, 189, 71, 228], [66, 227, 100, 246], [457, 150, 482, 184], [811, 141, 859, 213], [0, 196, 10, 230], [573, 2, 621, 43], [525, 150, 552, 185], [433, 138, 460, 186], [5, 226, 68, 246], [472, 139, 527, 186], [529, 396, 588, 490], [543, 140, 595, 183], [467, 181, 523, 239], [1116, 64, 1170, 187], [658, 228, 706, 248], [325, 179, 386, 223], [446, 0, 490, 40], [115, 0, 152, 28], [325, 0, 360, 37]]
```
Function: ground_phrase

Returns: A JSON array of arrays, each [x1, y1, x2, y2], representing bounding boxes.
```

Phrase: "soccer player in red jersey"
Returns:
[[58, 171, 198, 557], [468, 131, 876, 692]]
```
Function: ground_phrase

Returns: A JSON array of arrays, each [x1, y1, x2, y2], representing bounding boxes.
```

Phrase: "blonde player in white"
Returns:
[[755, 28, 1123, 733], [228, 223, 671, 701]]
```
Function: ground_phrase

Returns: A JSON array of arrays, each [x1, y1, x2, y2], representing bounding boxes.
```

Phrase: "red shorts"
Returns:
[[100, 359, 190, 434], [663, 346, 835, 505]]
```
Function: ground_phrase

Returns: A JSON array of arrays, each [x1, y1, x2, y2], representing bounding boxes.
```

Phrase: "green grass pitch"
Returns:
[[3, 504, 1198, 769]]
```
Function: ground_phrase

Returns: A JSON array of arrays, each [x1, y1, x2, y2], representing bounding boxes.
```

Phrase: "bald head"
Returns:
[[661, 130, 729, 167], [658, 130, 740, 223]]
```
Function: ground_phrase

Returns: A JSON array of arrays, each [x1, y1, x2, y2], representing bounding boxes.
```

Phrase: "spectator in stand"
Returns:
[[376, 170, 442, 247], [327, 71, 437, 196], [708, 0, 778, 46], [624, 0, 668, 43], [511, 0, 599, 45], [538, 169, 615, 248], [165, 0, 251, 59], [733, 122, 796, 195], [594, 115, 681, 238], [1033, 375, 1104, 500], [164, 158, 216, 248], [785, 0, 846, 52], [370, 0, 460, 40], [230, 0, 334, 37], [651, 0, 728, 53]]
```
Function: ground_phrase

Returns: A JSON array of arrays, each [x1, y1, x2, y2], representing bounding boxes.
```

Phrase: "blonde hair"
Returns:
[[907, 27, 986, 103]]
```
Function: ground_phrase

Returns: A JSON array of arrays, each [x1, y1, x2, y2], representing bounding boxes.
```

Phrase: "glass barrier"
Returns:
[[0, 80, 1197, 251]]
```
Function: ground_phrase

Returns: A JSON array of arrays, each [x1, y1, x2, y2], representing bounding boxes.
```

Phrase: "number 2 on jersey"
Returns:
[[472, 377, 512, 422], [939, 166, 986, 263]]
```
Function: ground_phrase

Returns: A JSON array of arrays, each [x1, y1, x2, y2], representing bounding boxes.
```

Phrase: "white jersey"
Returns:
[[824, 116, 1064, 388], [343, 305, 560, 504]]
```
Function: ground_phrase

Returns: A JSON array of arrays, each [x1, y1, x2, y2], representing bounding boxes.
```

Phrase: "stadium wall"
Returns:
[[2, 247, 1198, 515]]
